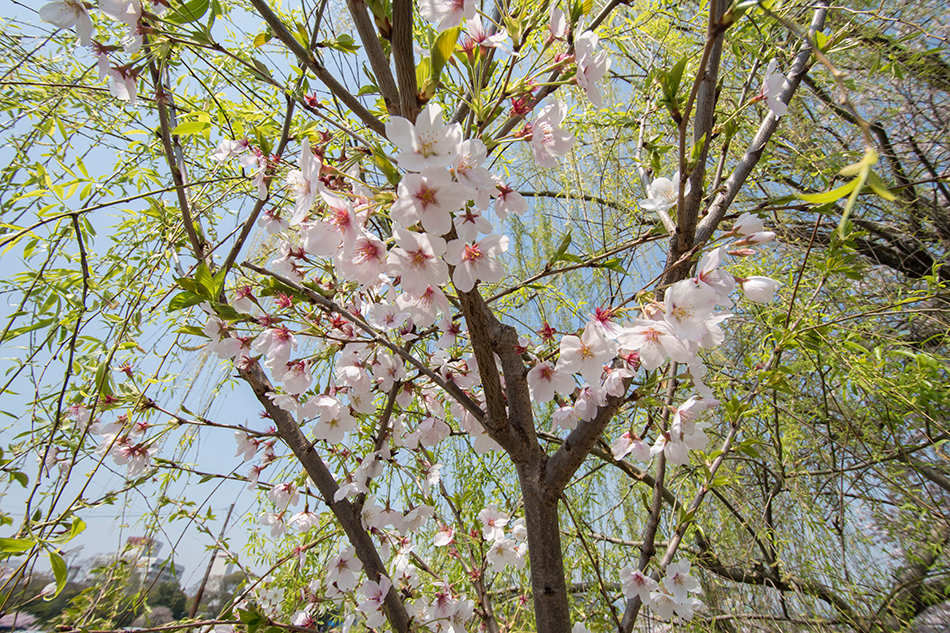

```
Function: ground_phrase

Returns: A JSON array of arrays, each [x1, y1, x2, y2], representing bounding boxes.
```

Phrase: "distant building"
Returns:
[[205, 550, 235, 593], [89, 537, 184, 586]]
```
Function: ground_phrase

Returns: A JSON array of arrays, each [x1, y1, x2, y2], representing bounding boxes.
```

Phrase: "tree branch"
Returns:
[[247, 0, 386, 136]]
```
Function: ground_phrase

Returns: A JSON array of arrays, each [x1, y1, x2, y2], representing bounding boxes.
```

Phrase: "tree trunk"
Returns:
[[518, 460, 571, 633]]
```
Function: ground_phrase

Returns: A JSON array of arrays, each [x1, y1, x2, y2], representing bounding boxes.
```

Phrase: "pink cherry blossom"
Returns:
[[252, 326, 298, 371], [387, 227, 449, 296], [444, 234, 509, 293], [358, 576, 392, 628], [391, 167, 468, 234], [611, 432, 651, 462], [527, 361, 574, 403], [555, 322, 618, 386], [575, 32, 610, 106], [493, 179, 528, 219], [530, 101, 575, 168], [620, 565, 659, 602], [478, 504, 509, 542]]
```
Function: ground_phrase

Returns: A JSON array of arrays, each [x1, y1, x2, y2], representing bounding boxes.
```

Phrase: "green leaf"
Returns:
[[667, 56, 688, 98], [253, 31, 272, 47], [177, 325, 207, 337], [168, 290, 204, 312], [164, 0, 210, 23], [172, 121, 211, 136], [322, 33, 360, 54], [371, 146, 401, 187], [599, 258, 627, 274], [11, 471, 28, 488], [195, 262, 215, 299], [797, 179, 858, 204], [551, 230, 572, 264], [867, 170, 896, 201], [430, 27, 460, 84], [0, 537, 35, 553], [48, 551, 68, 597]]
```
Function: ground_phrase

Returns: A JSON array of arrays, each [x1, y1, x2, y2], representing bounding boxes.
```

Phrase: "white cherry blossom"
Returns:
[[419, 0, 476, 30], [40, 0, 93, 46], [556, 322, 618, 386], [286, 138, 323, 225], [386, 104, 462, 171], [640, 171, 690, 214], [740, 276, 780, 303]]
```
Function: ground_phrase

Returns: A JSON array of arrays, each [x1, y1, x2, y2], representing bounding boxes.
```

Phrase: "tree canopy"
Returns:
[[0, 0, 948, 631]]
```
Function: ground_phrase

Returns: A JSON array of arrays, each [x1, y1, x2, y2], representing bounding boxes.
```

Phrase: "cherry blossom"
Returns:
[[493, 179, 528, 219], [620, 566, 659, 603], [444, 234, 509, 293], [211, 139, 250, 163], [639, 171, 690, 214], [548, 5, 568, 41], [739, 276, 780, 303], [327, 547, 361, 592], [760, 59, 788, 118], [575, 32, 610, 106], [527, 361, 574, 403], [234, 430, 260, 461], [259, 512, 286, 537], [662, 560, 701, 602], [465, 19, 509, 53], [453, 139, 493, 192], [240, 150, 269, 200], [387, 228, 449, 297], [731, 212, 764, 236], [252, 326, 298, 371], [391, 167, 468, 235], [268, 482, 299, 509], [386, 104, 462, 172], [556, 322, 618, 386], [611, 432, 651, 462], [664, 278, 719, 341], [419, 0, 476, 30], [478, 504, 509, 541], [280, 360, 312, 394], [617, 319, 691, 371], [486, 537, 527, 571], [286, 138, 323, 225], [310, 395, 357, 443], [696, 247, 735, 301], [257, 207, 288, 235], [365, 301, 410, 331], [530, 101, 575, 168], [434, 524, 455, 546], [40, 0, 93, 46], [357, 576, 392, 628]]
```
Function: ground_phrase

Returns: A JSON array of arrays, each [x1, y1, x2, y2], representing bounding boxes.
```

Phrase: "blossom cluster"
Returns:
[[620, 560, 704, 622], [39, 0, 165, 105]]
